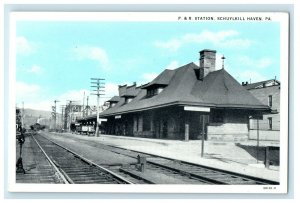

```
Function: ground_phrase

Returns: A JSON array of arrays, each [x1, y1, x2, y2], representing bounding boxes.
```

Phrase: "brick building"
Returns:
[[243, 79, 280, 141], [95, 49, 270, 141]]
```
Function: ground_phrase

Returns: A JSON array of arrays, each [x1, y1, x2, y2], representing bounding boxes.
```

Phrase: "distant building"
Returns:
[[242, 79, 280, 141], [16, 108, 22, 131], [94, 49, 270, 141], [64, 104, 83, 131]]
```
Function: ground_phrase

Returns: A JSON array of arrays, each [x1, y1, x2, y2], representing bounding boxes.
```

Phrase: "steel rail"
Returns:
[[104, 143, 279, 185], [31, 134, 69, 184], [37, 134, 133, 184]]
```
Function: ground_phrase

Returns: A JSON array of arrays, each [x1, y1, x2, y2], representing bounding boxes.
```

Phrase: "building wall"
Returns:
[[132, 108, 183, 139], [133, 113, 154, 138], [207, 109, 249, 141], [249, 130, 280, 141], [103, 107, 258, 142], [183, 111, 209, 140], [248, 85, 280, 141], [105, 107, 184, 139], [207, 123, 248, 141], [102, 108, 269, 142]]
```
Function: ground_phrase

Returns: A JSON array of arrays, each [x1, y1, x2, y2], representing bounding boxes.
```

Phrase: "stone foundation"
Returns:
[[249, 130, 280, 141]]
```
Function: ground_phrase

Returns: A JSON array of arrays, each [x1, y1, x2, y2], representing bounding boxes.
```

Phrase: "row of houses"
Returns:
[[77, 49, 280, 142]]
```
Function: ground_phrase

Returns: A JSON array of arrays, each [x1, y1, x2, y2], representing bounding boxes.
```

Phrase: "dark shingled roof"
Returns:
[[99, 62, 269, 117], [243, 79, 280, 90], [142, 69, 176, 89], [107, 96, 120, 103], [119, 84, 141, 97]]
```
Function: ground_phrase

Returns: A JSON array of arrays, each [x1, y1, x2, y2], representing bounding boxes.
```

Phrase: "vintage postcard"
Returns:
[[8, 12, 289, 193]]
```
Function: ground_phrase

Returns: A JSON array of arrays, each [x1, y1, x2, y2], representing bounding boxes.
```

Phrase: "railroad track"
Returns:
[[32, 134, 133, 184], [40, 133, 279, 185], [105, 146, 278, 185], [16, 135, 64, 184]]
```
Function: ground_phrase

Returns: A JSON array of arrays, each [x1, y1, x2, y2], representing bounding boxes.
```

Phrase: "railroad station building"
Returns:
[[95, 49, 270, 141], [242, 79, 280, 141]]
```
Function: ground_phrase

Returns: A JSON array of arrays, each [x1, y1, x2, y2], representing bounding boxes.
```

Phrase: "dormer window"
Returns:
[[109, 102, 117, 108], [147, 89, 157, 97], [106, 96, 120, 108], [125, 97, 133, 104], [147, 87, 164, 97], [157, 87, 164, 93]]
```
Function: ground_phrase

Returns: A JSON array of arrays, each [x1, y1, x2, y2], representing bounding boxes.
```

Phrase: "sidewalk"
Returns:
[[51, 132, 280, 182]]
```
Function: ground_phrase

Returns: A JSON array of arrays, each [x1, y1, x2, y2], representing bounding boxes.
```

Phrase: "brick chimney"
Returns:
[[199, 49, 216, 80]]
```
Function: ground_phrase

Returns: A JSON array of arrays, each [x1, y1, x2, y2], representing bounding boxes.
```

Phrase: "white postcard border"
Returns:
[[7, 11, 289, 194]]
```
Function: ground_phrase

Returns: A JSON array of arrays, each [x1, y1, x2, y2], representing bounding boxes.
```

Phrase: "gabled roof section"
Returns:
[[191, 69, 268, 108], [243, 79, 280, 90], [107, 96, 120, 103], [141, 69, 176, 89]]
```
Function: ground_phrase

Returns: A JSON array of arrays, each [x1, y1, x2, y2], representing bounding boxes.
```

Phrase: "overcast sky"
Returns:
[[16, 20, 280, 111]]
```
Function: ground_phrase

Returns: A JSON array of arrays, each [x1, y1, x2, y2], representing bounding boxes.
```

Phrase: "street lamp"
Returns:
[[16, 127, 25, 174]]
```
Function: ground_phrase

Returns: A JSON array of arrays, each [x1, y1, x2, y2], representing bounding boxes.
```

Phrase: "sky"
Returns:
[[15, 21, 280, 111]]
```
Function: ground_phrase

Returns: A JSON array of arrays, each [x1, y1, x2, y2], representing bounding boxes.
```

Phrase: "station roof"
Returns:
[[98, 62, 269, 117], [119, 84, 141, 97], [141, 69, 176, 89], [106, 96, 121, 103]]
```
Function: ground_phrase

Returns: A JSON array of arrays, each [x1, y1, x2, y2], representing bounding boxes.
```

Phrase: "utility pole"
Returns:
[[63, 104, 69, 131], [52, 100, 60, 131], [86, 96, 89, 116], [60, 105, 66, 131], [82, 91, 85, 118], [257, 119, 260, 163], [90, 78, 105, 137]]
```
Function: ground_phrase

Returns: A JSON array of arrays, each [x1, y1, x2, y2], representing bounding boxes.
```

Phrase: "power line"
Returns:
[[90, 78, 105, 137]]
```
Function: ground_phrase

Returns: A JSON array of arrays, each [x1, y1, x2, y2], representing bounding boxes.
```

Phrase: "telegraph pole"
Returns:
[[86, 96, 89, 116], [82, 91, 85, 118], [60, 105, 66, 131], [63, 104, 69, 131], [90, 78, 105, 137], [53, 100, 59, 131], [257, 119, 260, 163]]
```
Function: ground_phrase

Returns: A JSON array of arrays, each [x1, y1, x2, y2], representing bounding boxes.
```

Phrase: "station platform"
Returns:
[[16, 135, 62, 183], [46, 132, 280, 182]]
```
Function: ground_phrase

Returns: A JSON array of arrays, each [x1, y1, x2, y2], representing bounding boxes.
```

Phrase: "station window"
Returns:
[[268, 95, 272, 107], [211, 110, 223, 123], [268, 117, 272, 130], [147, 87, 164, 97]]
